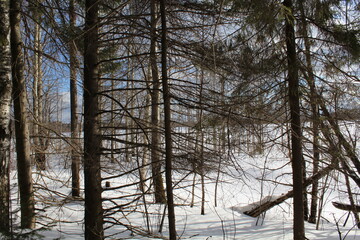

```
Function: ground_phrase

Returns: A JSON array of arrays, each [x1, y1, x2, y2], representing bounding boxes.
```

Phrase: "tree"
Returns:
[[30, 0, 47, 170], [69, 0, 81, 198], [83, 0, 104, 238], [10, 0, 35, 229], [159, 0, 176, 238], [298, 0, 320, 224], [149, 0, 166, 204], [284, 0, 305, 239], [0, 0, 12, 234]]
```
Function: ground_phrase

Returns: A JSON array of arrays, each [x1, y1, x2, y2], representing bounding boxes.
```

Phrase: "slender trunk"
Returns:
[[150, 0, 166, 203], [84, 0, 103, 239], [31, 1, 46, 170], [0, 0, 12, 233], [200, 141, 205, 215], [214, 78, 225, 207], [198, 71, 205, 215], [190, 169, 196, 208], [70, 0, 80, 197], [298, 1, 320, 224], [342, 168, 360, 228], [284, 0, 305, 239], [110, 84, 115, 163], [159, 0, 176, 238], [140, 93, 150, 191], [10, 0, 35, 229]]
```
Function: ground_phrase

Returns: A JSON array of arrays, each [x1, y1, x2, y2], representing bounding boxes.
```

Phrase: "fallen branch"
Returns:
[[244, 164, 335, 217], [332, 202, 360, 213]]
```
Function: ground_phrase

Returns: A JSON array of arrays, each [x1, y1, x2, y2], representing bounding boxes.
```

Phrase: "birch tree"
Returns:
[[0, 0, 12, 234]]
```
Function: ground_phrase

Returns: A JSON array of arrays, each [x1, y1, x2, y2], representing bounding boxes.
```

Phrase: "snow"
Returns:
[[3, 125, 360, 239], [7, 168, 359, 239]]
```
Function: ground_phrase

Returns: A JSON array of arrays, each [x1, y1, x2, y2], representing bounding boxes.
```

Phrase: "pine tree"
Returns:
[[83, 0, 104, 238], [283, 0, 305, 238]]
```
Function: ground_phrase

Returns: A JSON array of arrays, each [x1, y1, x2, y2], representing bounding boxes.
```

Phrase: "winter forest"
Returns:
[[0, 0, 359, 239]]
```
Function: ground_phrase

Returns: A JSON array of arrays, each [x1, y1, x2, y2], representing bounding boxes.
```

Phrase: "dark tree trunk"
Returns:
[[0, 0, 12, 234], [10, 0, 35, 229], [84, 0, 103, 239], [284, 0, 305, 239], [70, 0, 80, 198], [150, 0, 166, 204], [159, 0, 177, 239], [198, 71, 205, 215]]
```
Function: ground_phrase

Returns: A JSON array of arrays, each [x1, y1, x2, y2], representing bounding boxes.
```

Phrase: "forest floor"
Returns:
[[5, 146, 359, 240]]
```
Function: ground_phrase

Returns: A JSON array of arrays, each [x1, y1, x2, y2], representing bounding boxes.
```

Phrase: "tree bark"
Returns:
[[0, 0, 12, 234], [10, 0, 35, 229], [150, 0, 166, 204], [84, 0, 103, 239], [284, 0, 305, 238], [159, 0, 177, 239], [70, 0, 80, 198]]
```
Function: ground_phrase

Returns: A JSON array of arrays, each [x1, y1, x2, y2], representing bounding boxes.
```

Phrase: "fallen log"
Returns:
[[332, 202, 360, 213], [244, 164, 335, 217]]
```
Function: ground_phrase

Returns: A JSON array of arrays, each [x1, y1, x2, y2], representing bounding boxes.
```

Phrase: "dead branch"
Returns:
[[244, 164, 335, 217]]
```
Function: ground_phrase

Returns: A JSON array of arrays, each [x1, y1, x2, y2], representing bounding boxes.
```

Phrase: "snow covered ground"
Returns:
[[3, 123, 360, 239], [6, 157, 359, 239]]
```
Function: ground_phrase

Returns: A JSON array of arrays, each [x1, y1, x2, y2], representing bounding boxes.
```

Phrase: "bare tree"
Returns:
[[149, 0, 166, 204], [69, 0, 80, 198], [30, 0, 46, 170], [298, 1, 320, 224], [159, 0, 176, 238], [10, 0, 35, 229]]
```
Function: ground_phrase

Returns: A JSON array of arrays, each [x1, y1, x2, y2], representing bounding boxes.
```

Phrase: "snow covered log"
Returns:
[[243, 164, 335, 217]]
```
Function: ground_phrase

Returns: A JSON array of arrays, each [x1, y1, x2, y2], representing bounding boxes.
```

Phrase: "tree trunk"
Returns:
[[150, 0, 166, 204], [342, 169, 360, 227], [284, 0, 305, 238], [0, 0, 12, 233], [10, 0, 35, 229], [298, 2, 320, 224], [198, 70, 205, 216], [159, 0, 177, 238], [69, 0, 80, 198], [84, 0, 103, 239], [32, 2, 46, 171]]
